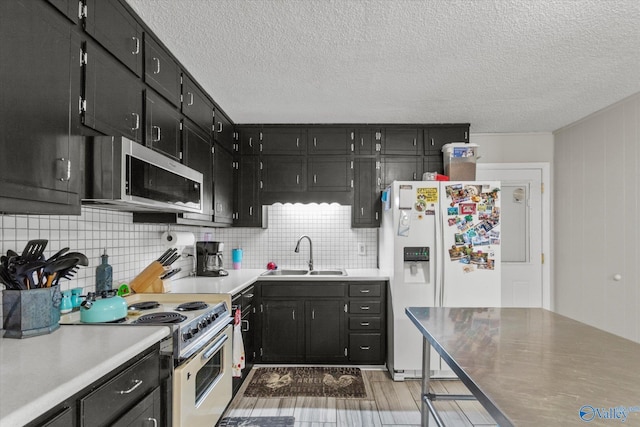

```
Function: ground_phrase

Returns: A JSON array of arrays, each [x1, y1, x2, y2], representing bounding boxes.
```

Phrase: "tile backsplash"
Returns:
[[0, 203, 377, 293]]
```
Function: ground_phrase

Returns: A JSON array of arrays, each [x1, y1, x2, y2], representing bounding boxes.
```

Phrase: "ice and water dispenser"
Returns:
[[403, 246, 430, 284]]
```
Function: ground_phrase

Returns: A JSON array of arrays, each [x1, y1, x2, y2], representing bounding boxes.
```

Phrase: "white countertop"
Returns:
[[169, 268, 388, 295], [0, 324, 170, 427]]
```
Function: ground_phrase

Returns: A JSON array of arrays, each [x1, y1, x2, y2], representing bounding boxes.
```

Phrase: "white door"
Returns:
[[476, 164, 548, 308]]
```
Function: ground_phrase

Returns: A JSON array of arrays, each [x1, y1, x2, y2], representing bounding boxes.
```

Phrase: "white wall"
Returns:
[[554, 92, 640, 343], [471, 132, 554, 164]]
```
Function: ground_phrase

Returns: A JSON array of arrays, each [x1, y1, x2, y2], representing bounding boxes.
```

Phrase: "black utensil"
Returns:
[[43, 258, 78, 287], [160, 268, 181, 280], [47, 247, 69, 262], [21, 240, 48, 261], [14, 261, 46, 289], [58, 252, 89, 266]]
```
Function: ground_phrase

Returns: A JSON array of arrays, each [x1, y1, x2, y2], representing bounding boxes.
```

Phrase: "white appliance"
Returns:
[[379, 180, 501, 380]]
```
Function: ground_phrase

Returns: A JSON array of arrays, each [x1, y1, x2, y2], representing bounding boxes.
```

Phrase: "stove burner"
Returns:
[[175, 301, 208, 311], [135, 312, 187, 324], [128, 301, 160, 310]]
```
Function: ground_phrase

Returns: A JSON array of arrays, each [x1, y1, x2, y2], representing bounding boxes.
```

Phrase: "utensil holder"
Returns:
[[2, 286, 61, 338]]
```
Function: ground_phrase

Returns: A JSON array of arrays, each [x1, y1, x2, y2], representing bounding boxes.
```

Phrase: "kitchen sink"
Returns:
[[260, 269, 347, 276], [309, 269, 346, 276]]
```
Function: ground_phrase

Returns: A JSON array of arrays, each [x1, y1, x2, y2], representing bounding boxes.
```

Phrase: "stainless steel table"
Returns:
[[405, 307, 640, 427]]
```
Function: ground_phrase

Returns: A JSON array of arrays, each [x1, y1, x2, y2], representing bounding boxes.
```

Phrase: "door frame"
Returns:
[[477, 162, 552, 309]]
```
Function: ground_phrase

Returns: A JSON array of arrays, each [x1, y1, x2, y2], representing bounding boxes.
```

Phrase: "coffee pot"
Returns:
[[196, 241, 228, 277]]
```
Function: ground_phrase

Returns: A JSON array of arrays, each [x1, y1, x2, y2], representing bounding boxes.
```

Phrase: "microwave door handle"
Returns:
[[203, 334, 228, 360]]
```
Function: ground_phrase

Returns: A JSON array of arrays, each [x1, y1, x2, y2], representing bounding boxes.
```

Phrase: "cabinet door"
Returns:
[[308, 127, 352, 155], [234, 156, 261, 227], [353, 158, 380, 227], [182, 75, 213, 134], [84, 0, 143, 76], [83, 40, 143, 143], [425, 125, 469, 155], [261, 300, 304, 362], [260, 127, 307, 155], [183, 120, 213, 217], [381, 127, 422, 155], [214, 107, 235, 152], [380, 157, 422, 187], [354, 127, 382, 155], [238, 127, 261, 156], [111, 387, 161, 427], [306, 300, 346, 362], [423, 155, 444, 176], [145, 90, 182, 160], [48, 0, 78, 23], [213, 144, 234, 224], [0, 1, 81, 214], [144, 35, 181, 106], [308, 157, 352, 192], [261, 157, 306, 192]]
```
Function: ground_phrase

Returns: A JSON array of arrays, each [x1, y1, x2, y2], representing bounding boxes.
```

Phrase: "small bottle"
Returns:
[[96, 248, 113, 293]]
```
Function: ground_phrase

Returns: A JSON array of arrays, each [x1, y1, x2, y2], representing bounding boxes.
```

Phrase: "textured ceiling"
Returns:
[[126, 0, 640, 133]]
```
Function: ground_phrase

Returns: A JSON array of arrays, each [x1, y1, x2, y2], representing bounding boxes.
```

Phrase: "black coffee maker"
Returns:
[[196, 241, 228, 277]]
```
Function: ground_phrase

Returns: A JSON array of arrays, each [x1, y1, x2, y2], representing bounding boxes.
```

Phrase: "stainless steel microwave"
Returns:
[[83, 136, 203, 213]]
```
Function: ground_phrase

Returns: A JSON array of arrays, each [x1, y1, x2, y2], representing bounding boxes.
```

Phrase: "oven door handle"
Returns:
[[202, 333, 228, 360]]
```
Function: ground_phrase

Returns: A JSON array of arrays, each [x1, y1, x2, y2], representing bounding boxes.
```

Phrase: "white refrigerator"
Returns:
[[379, 180, 501, 380]]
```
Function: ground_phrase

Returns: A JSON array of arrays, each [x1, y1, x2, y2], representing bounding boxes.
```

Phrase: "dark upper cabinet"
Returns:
[[307, 157, 352, 192], [425, 125, 469, 155], [144, 35, 181, 107], [423, 155, 444, 176], [380, 156, 422, 187], [353, 158, 380, 228], [381, 127, 423, 155], [183, 119, 213, 217], [354, 127, 382, 156], [84, 0, 143, 76], [0, 1, 82, 214], [182, 74, 213, 134], [261, 157, 306, 192], [82, 40, 143, 143], [213, 144, 234, 224], [214, 107, 234, 153], [234, 156, 261, 227], [48, 0, 78, 24], [145, 89, 182, 160], [260, 127, 307, 155], [307, 127, 352, 155], [238, 127, 261, 156]]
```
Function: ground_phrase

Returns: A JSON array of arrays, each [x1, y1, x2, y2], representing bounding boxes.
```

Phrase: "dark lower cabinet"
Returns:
[[27, 345, 167, 427], [261, 299, 305, 362], [232, 285, 256, 395], [256, 281, 386, 364], [0, 0, 82, 215], [306, 299, 347, 362]]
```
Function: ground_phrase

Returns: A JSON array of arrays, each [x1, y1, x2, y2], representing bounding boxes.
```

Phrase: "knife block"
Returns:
[[130, 262, 165, 293]]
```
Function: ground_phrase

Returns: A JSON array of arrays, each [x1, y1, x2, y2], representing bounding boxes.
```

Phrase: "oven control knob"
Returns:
[[198, 321, 206, 330], [182, 331, 193, 341]]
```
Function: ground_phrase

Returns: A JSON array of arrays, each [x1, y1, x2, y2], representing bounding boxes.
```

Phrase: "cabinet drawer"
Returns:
[[81, 352, 159, 426], [349, 301, 381, 314], [111, 386, 161, 427], [349, 283, 382, 297], [349, 317, 381, 330], [261, 283, 345, 298], [242, 287, 255, 309], [349, 333, 383, 363]]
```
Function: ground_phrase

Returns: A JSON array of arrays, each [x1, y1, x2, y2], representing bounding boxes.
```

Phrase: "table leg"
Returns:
[[421, 336, 431, 427]]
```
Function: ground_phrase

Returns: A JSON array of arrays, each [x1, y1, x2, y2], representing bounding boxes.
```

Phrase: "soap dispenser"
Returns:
[[95, 248, 113, 293]]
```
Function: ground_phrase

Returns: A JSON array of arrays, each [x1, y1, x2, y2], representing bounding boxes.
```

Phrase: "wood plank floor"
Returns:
[[222, 367, 497, 426]]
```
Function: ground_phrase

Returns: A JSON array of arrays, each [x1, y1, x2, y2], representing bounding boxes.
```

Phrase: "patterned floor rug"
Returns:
[[218, 416, 295, 427], [242, 366, 367, 398]]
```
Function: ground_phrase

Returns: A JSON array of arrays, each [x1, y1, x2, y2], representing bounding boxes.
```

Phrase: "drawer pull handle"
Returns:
[[360, 346, 371, 350], [119, 379, 143, 394], [360, 306, 370, 310], [359, 289, 370, 293], [360, 322, 370, 326], [245, 294, 254, 298], [242, 319, 250, 332], [146, 418, 158, 427]]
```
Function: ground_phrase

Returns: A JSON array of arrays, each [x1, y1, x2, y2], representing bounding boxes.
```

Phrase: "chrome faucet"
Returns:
[[294, 235, 313, 271]]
